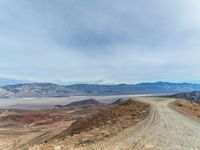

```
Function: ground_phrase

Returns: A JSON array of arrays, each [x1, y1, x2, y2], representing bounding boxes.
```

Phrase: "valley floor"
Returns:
[[1, 97, 200, 150]]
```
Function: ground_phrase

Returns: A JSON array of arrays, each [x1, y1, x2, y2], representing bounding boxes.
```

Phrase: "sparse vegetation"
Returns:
[[173, 99, 200, 119], [52, 99, 150, 143], [175, 101, 184, 107]]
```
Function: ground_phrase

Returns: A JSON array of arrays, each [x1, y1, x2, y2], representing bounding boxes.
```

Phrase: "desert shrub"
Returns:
[[176, 101, 184, 107]]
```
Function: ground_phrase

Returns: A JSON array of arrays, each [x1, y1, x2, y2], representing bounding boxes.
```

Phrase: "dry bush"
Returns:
[[176, 101, 184, 107]]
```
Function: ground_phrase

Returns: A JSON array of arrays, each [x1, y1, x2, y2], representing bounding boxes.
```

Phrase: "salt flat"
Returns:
[[0, 94, 152, 110]]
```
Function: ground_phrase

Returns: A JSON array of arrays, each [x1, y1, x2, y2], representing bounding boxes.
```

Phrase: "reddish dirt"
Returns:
[[0, 114, 49, 123], [0, 102, 107, 149], [0, 104, 105, 129]]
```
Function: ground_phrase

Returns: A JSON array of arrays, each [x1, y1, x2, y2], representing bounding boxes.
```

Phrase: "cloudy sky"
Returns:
[[0, 0, 200, 84]]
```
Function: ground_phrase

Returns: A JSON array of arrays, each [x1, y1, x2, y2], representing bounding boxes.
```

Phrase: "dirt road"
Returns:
[[81, 97, 200, 150]]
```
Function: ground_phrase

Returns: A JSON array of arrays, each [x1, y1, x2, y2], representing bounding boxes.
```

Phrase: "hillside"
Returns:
[[66, 99, 104, 107], [111, 98, 127, 105], [0, 100, 107, 149], [30, 99, 150, 150], [170, 91, 200, 103], [171, 100, 200, 118], [1, 82, 200, 98], [55, 99, 105, 108]]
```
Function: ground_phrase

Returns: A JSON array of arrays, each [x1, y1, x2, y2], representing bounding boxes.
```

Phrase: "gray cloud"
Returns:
[[0, 0, 200, 83]]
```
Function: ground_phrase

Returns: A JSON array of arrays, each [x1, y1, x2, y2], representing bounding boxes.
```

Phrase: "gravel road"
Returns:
[[82, 97, 200, 150]]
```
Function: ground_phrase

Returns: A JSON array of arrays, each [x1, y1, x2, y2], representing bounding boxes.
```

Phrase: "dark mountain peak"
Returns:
[[111, 98, 127, 105], [66, 99, 104, 107]]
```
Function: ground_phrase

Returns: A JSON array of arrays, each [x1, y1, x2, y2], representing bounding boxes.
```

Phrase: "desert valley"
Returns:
[[0, 83, 200, 149], [1, 0, 200, 149]]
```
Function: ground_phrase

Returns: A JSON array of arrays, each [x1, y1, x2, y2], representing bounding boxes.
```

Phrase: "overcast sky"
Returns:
[[0, 0, 200, 84]]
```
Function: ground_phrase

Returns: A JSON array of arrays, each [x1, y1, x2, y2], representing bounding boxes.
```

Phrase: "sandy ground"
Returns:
[[69, 97, 200, 150]]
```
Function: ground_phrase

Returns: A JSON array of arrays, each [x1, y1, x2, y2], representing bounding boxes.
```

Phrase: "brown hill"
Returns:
[[66, 99, 104, 107], [56, 99, 150, 138]]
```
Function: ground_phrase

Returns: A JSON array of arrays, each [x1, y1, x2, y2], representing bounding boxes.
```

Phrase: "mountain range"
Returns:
[[1, 82, 200, 98]]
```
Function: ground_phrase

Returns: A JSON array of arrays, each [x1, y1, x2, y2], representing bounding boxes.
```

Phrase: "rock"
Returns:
[[54, 145, 61, 150]]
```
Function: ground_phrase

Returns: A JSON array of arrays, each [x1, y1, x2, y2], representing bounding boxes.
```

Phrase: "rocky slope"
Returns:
[[169, 91, 200, 103], [171, 100, 200, 118]]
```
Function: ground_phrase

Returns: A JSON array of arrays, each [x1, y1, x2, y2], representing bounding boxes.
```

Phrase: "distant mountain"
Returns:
[[169, 91, 200, 103], [0, 83, 82, 98], [66, 82, 200, 95], [1, 82, 200, 98]]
